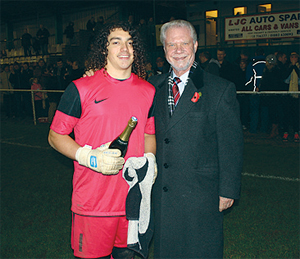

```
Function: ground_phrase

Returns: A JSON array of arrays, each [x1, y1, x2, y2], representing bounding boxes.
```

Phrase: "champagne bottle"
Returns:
[[109, 116, 138, 157]]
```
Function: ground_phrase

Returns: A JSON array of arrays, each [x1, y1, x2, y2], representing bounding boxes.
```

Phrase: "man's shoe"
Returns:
[[282, 132, 289, 142], [294, 132, 299, 143]]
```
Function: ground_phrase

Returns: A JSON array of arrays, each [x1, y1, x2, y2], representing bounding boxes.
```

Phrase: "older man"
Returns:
[[148, 20, 243, 258]]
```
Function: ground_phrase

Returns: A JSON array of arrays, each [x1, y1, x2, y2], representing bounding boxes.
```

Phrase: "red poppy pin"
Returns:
[[191, 92, 202, 103]]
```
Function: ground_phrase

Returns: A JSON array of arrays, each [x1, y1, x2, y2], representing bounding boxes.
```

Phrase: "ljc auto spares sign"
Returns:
[[225, 11, 300, 41]]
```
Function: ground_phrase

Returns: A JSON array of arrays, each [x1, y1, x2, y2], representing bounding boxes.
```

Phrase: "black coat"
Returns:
[[36, 28, 50, 45], [219, 59, 238, 86], [21, 33, 32, 47], [148, 66, 243, 258]]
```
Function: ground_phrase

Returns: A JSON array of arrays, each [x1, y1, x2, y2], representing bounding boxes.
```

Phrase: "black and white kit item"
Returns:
[[122, 153, 156, 258]]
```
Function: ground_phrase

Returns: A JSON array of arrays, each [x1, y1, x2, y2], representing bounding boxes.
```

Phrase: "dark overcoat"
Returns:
[[148, 66, 243, 258]]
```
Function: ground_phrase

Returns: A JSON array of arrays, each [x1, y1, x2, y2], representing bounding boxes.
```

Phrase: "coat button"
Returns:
[[163, 186, 168, 192], [163, 163, 169, 168], [164, 138, 170, 144]]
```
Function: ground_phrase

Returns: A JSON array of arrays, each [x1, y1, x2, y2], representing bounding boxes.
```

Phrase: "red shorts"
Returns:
[[71, 213, 128, 258]]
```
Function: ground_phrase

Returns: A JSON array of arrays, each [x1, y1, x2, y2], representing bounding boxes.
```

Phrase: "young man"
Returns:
[[48, 22, 156, 259], [148, 20, 243, 258]]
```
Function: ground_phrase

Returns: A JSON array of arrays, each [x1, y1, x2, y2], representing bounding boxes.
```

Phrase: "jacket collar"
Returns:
[[188, 63, 204, 90]]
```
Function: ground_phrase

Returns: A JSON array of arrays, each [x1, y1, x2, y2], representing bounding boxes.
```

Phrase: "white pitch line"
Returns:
[[0, 140, 51, 150], [1, 140, 299, 182], [242, 172, 299, 182]]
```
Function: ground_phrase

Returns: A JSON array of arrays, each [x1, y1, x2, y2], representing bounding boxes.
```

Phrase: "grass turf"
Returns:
[[1, 118, 299, 258]]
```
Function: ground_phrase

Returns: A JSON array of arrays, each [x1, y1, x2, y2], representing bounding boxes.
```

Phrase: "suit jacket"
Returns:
[[148, 65, 243, 258]]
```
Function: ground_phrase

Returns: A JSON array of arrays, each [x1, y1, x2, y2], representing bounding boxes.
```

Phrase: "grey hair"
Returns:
[[160, 20, 197, 47]]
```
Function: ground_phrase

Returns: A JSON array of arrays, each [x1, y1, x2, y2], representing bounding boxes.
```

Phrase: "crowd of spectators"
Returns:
[[203, 47, 299, 143], [19, 24, 51, 57], [0, 15, 299, 142], [0, 57, 83, 123]]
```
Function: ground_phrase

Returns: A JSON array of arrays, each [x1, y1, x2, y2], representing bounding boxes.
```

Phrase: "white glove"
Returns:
[[75, 142, 125, 175]]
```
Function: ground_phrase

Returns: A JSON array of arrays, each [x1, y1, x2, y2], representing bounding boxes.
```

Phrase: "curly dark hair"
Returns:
[[85, 21, 147, 79]]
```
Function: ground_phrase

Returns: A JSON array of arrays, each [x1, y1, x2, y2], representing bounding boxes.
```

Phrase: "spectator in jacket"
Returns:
[[282, 52, 300, 142], [154, 56, 169, 75], [235, 59, 249, 130], [145, 61, 155, 80], [9, 62, 22, 117], [37, 58, 47, 73], [0, 65, 14, 118], [245, 47, 266, 134], [21, 62, 33, 117], [36, 24, 50, 55], [259, 54, 281, 138], [217, 48, 238, 84], [64, 22, 74, 45], [86, 17, 96, 32], [199, 50, 220, 76], [21, 28, 32, 57], [275, 51, 289, 132], [94, 16, 105, 33], [52, 58, 68, 91], [234, 49, 250, 66], [40, 65, 60, 123], [65, 60, 83, 85]]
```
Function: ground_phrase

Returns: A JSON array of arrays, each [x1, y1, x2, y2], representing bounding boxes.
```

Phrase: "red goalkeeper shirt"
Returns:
[[50, 69, 155, 216]]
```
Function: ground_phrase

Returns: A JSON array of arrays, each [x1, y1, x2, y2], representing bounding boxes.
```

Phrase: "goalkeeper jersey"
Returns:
[[50, 69, 156, 216]]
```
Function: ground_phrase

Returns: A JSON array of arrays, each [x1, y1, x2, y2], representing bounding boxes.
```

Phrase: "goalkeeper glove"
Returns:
[[75, 142, 125, 175]]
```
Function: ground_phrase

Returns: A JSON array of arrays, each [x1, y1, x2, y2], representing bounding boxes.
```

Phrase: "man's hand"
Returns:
[[219, 197, 234, 212], [83, 69, 96, 77], [75, 142, 125, 175]]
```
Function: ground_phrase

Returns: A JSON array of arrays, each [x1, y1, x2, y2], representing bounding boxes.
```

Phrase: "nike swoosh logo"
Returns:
[[94, 98, 108, 104]]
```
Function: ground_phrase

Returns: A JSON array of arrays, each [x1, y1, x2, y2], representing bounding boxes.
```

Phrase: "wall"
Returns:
[[187, 0, 300, 48]]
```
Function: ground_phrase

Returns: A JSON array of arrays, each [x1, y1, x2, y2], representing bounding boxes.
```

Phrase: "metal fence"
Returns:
[[1, 89, 299, 126]]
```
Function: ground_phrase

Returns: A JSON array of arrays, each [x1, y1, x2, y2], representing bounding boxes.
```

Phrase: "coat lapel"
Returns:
[[168, 66, 204, 131], [168, 80, 198, 130], [157, 84, 170, 127], [154, 74, 171, 129], [154, 66, 205, 131]]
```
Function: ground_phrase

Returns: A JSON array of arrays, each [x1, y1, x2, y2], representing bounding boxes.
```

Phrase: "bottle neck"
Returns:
[[119, 126, 135, 141]]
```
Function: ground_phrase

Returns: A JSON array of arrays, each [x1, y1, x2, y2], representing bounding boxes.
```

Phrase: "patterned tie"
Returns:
[[172, 77, 181, 106]]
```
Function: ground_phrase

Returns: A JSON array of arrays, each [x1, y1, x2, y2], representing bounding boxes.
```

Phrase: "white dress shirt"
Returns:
[[172, 70, 189, 97]]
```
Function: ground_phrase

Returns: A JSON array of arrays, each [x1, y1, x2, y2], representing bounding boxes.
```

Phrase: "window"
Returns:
[[206, 10, 218, 19], [257, 4, 272, 13], [205, 10, 218, 46], [257, 4, 272, 45], [234, 7, 247, 16]]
